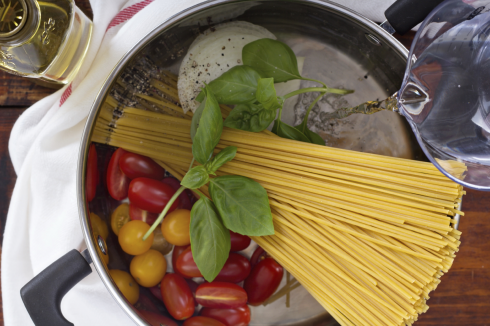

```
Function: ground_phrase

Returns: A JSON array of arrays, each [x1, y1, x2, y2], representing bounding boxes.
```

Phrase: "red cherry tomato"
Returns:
[[250, 246, 268, 268], [201, 306, 251, 326], [138, 310, 178, 326], [183, 316, 226, 326], [175, 247, 202, 278], [119, 152, 165, 180], [162, 177, 192, 210], [172, 245, 188, 277], [160, 273, 195, 320], [196, 282, 247, 309], [107, 148, 130, 200], [215, 253, 250, 283], [86, 144, 98, 202], [129, 203, 159, 225], [244, 257, 283, 306], [128, 178, 180, 214], [229, 231, 251, 252]]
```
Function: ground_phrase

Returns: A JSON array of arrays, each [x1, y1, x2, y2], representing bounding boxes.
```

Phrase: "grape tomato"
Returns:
[[107, 148, 130, 200], [118, 220, 154, 255], [161, 209, 191, 246], [172, 245, 188, 275], [109, 269, 139, 305], [200, 305, 251, 326], [183, 316, 226, 326], [160, 273, 195, 320], [229, 231, 251, 252], [250, 246, 268, 268], [196, 282, 247, 309], [215, 253, 250, 283], [130, 249, 167, 287], [86, 144, 98, 202], [162, 177, 193, 210], [138, 310, 178, 326], [111, 203, 130, 236], [128, 178, 180, 214], [119, 152, 165, 180], [175, 247, 202, 278], [149, 284, 163, 301], [129, 203, 159, 225], [244, 257, 283, 306]]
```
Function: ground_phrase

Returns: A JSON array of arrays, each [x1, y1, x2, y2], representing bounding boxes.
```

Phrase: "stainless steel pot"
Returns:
[[20, 1, 459, 325]]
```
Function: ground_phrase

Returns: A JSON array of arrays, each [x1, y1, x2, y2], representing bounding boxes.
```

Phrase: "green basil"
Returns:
[[224, 103, 276, 132], [190, 197, 230, 282], [272, 119, 310, 143], [256, 77, 281, 110], [192, 87, 223, 165], [209, 175, 274, 236], [190, 100, 206, 141], [181, 165, 210, 189], [205, 146, 238, 174], [243, 39, 301, 83], [196, 66, 261, 105], [295, 121, 325, 145]]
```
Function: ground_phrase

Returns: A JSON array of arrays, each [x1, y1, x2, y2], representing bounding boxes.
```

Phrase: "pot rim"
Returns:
[[77, 0, 409, 324]]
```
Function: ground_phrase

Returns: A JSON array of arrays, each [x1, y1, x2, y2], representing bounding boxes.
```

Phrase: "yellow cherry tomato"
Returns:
[[109, 269, 139, 304], [151, 228, 173, 256], [118, 220, 154, 255], [161, 209, 191, 246], [111, 203, 130, 236], [90, 213, 109, 240], [130, 249, 167, 287]]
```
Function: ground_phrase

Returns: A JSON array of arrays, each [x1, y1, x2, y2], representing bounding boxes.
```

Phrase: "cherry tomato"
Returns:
[[149, 284, 163, 301], [129, 203, 159, 225], [175, 247, 202, 278], [130, 249, 167, 287], [109, 269, 139, 305], [118, 220, 154, 255], [250, 246, 268, 268], [200, 305, 251, 326], [107, 148, 130, 200], [160, 273, 195, 320], [161, 209, 191, 246], [151, 228, 173, 256], [244, 257, 283, 306], [162, 177, 193, 210], [138, 310, 178, 326], [229, 231, 251, 252], [183, 316, 226, 326], [119, 152, 165, 180], [111, 203, 130, 236], [90, 212, 109, 241], [86, 144, 98, 202], [196, 282, 247, 309], [172, 245, 188, 277], [215, 253, 250, 283], [129, 178, 180, 214]]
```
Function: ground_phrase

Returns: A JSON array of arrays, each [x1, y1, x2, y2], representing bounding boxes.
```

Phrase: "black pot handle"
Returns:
[[385, 0, 446, 35], [20, 249, 92, 326]]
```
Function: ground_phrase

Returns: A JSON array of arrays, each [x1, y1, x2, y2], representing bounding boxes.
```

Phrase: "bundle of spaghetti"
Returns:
[[92, 70, 465, 325]]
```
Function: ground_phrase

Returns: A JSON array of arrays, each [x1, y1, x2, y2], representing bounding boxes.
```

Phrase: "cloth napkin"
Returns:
[[2, 1, 398, 325]]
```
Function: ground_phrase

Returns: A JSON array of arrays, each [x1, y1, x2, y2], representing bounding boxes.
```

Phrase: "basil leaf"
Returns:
[[295, 121, 325, 145], [191, 100, 206, 141], [243, 39, 301, 83], [181, 165, 210, 189], [209, 175, 274, 236], [192, 87, 223, 165], [206, 146, 238, 174], [190, 197, 230, 282], [196, 66, 261, 105], [224, 103, 276, 132], [256, 77, 281, 110], [272, 119, 310, 143]]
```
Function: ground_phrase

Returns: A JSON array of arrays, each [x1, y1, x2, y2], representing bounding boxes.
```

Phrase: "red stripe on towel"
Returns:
[[107, 0, 154, 31], [59, 83, 73, 106]]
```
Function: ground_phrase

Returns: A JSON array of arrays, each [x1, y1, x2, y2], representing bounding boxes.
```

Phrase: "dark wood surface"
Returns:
[[0, 3, 489, 325]]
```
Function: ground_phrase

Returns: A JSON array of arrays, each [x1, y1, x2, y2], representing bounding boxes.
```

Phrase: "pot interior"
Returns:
[[83, 1, 425, 325]]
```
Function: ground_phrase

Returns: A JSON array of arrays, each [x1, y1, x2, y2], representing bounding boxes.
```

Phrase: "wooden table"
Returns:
[[0, 2, 489, 325]]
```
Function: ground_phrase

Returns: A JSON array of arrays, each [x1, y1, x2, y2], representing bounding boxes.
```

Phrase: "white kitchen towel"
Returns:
[[2, 1, 397, 325]]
